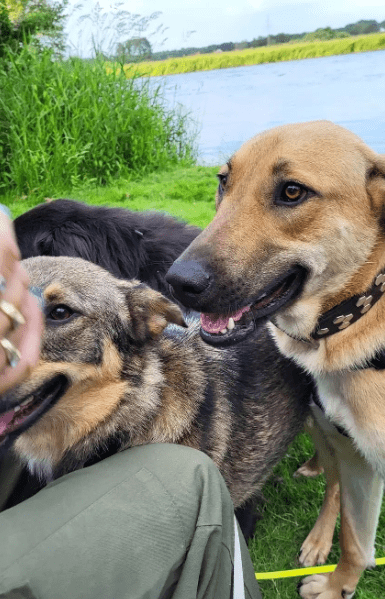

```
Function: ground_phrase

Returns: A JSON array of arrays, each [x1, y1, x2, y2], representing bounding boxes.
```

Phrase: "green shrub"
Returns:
[[0, 48, 196, 194]]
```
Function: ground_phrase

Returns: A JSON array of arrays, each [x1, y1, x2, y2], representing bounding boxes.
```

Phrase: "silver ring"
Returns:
[[0, 338, 21, 368], [0, 299, 25, 330], [0, 276, 6, 294]]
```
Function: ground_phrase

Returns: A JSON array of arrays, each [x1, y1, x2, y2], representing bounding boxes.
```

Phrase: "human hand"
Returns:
[[0, 206, 43, 396]]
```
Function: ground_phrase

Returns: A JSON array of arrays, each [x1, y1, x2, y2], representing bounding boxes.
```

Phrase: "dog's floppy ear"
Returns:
[[366, 154, 385, 219], [121, 282, 187, 342]]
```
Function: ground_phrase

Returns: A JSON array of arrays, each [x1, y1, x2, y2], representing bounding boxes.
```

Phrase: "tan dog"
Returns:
[[166, 121, 385, 598]]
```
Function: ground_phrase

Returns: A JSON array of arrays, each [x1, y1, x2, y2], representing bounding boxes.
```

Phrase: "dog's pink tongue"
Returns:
[[200, 306, 250, 333], [0, 410, 16, 436]]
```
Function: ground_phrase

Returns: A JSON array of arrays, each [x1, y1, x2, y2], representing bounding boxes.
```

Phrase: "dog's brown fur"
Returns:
[[3, 256, 311, 539], [166, 121, 385, 598]]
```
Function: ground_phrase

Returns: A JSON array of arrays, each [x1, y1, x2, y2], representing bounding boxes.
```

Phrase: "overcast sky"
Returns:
[[66, 0, 385, 56]]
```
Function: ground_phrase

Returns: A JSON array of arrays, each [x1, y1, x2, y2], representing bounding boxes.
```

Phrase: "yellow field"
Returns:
[[122, 33, 385, 77]]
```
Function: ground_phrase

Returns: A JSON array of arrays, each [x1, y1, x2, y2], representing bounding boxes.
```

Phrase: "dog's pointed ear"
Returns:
[[120, 282, 187, 342]]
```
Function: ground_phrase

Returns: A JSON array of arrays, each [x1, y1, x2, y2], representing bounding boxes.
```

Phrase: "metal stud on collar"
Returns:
[[356, 294, 373, 315], [317, 327, 329, 336], [333, 313, 353, 330], [356, 294, 372, 307]]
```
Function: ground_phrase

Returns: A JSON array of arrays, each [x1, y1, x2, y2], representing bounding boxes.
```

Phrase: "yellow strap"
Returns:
[[255, 557, 385, 580]]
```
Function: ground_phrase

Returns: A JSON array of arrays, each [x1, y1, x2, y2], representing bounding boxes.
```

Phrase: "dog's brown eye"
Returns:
[[276, 182, 309, 206], [48, 305, 74, 321], [284, 184, 302, 201]]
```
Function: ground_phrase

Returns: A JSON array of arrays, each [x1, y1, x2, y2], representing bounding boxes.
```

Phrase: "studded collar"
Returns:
[[275, 269, 385, 348], [311, 270, 385, 340]]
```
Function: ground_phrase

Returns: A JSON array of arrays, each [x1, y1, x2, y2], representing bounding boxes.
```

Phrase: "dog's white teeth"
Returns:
[[13, 405, 21, 413], [20, 398, 33, 408], [220, 318, 236, 334], [220, 319, 237, 334]]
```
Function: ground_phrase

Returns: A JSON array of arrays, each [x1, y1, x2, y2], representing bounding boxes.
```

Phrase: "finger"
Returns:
[[17, 292, 43, 368], [0, 213, 21, 269], [0, 293, 43, 395], [0, 262, 29, 338], [0, 267, 29, 371]]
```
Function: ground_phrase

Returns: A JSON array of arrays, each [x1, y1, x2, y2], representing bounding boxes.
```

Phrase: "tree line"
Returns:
[[1, 2, 384, 64], [122, 19, 385, 63]]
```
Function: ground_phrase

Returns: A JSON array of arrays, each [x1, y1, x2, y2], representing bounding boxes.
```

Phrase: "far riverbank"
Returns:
[[121, 32, 385, 77]]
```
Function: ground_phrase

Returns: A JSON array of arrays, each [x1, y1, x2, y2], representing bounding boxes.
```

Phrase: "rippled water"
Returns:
[[154, 50, 385, 165]]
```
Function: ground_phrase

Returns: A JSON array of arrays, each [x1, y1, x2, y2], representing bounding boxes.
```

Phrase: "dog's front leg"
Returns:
[[299, 420, 340, 567], [298, 443, 383, 599], [295, 417, 325, 479]]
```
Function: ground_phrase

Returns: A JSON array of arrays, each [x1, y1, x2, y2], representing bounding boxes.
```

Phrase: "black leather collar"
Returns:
[[311, 269, 385, 369], [311, 270, 385, 340], [275, 268, 385, 369]]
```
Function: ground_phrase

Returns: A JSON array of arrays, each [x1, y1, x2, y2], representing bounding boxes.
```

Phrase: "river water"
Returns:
[[154, 50, 385, 165]]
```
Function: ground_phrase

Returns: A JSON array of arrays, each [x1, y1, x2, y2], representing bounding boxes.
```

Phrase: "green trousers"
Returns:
[[0, 444, 262, 599]]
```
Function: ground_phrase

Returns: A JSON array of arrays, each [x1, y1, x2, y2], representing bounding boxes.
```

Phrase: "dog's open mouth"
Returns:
[[200, 266, 307, 347], [0, 374, 68, 453]]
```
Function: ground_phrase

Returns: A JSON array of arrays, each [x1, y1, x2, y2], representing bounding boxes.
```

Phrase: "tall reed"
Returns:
[[0, 49, 196, 195]]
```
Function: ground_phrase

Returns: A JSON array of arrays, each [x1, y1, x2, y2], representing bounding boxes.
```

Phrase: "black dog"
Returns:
[[14, 199, 201, 302]]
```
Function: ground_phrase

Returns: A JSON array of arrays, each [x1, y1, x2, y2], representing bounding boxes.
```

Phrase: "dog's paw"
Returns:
[[294, 454, 324, 478], [299, 533, 332, 567], [297, 574, 355, 599]]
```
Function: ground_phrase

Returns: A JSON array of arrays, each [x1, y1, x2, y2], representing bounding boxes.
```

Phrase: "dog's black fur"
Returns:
[[14, 199, 201, 302]]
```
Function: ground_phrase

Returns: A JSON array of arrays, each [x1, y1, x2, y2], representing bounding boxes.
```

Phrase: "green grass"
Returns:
[[126, 32, 385, 77], [1, 165, 219, 227], [0, 48, 196, 196], [2, 164, 385, 598], [253, 434, 385, 599]]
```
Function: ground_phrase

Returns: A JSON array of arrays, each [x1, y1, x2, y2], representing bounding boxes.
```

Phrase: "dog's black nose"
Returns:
[[166, 260, 211, 307]]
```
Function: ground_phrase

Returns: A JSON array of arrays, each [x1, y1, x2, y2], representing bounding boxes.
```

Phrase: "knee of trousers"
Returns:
[[0, 444, 238, 599], [126, 443, 235, 543]]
